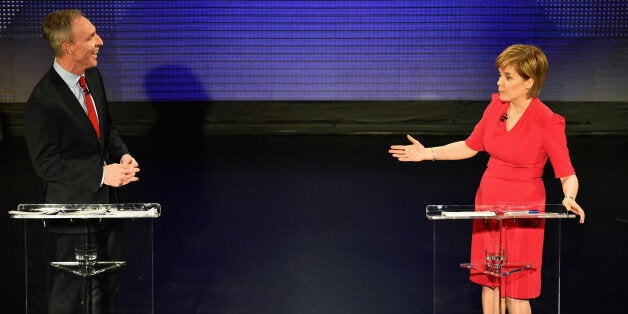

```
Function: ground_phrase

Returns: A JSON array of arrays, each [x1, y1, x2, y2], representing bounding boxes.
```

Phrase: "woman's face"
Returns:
[[497, 65, 533, 104]]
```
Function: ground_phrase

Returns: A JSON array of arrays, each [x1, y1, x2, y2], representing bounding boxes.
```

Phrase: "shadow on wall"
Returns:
[[140, 65, 213, 302], [144, 64, 210, 153]]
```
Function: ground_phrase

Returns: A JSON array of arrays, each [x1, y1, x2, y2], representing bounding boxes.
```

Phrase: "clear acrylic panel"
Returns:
[[12, 203, 159, 314], [427, 204, 575, 314]]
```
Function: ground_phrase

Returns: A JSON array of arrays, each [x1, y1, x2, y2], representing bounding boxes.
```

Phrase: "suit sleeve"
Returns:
[[89, 68, 130, 162]]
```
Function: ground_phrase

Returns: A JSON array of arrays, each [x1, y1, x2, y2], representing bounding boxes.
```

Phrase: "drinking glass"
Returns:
[[485, 246, 506, 271], [75, 244, 98, 267]]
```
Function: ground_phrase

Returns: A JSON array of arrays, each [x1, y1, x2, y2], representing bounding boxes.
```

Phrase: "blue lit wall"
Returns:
[[1, 1, 626, 102]]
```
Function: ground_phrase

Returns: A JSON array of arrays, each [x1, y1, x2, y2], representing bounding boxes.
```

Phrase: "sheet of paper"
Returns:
[[441, 211, 497, 217]]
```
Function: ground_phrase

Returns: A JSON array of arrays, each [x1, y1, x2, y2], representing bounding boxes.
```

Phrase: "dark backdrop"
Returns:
[[1, 132, 626, 313]]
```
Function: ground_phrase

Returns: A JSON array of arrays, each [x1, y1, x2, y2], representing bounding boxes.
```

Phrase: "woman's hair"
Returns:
[[495, 44, 548, 98], [41, 9, 84, 57]]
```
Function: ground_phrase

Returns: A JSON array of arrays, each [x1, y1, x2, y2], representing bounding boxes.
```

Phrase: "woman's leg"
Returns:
[[505, 297, 531, 314], [482, 286, 506, 314]]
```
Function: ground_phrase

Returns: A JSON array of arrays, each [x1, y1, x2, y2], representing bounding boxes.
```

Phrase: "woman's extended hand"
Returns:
[[388, 135, 430, 162]]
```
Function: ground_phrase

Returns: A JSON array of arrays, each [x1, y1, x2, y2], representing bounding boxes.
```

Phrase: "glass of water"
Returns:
[[75, 244, 98, 267], [485, 246, 506, 272]]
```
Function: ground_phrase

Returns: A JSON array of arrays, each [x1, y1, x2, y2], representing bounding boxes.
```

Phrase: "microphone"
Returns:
[[499, 113, 508, 122], [82, 87, 91, 95]]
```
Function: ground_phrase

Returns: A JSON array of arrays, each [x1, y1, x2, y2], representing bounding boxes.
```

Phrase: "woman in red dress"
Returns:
[[389, 44, 585, 314]]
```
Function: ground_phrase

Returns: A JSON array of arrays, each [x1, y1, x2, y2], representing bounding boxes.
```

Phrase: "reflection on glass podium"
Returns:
[[10, 203, 161, 314], [426, 204, 575, 314]]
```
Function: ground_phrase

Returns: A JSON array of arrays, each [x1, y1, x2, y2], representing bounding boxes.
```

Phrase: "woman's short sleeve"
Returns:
[[465, 94, 501, 152], [543, 114, 575, 178]]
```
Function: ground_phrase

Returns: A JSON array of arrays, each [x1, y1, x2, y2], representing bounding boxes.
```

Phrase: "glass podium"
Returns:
[[426, 204, 575, 314], [9, 203, 161, 314]]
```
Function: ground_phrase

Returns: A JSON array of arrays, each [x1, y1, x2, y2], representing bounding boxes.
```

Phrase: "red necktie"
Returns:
[[78, 76, 100, 139]]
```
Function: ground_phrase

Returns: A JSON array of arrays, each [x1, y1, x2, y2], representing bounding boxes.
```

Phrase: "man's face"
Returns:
[[66, 16, 103, 73]]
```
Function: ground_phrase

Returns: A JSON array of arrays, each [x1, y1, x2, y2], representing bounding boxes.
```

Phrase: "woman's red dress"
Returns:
[[464, 93, 575, 299]]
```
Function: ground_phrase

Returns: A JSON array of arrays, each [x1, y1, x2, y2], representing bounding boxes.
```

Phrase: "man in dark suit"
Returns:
[[24, 9, 140, 313]]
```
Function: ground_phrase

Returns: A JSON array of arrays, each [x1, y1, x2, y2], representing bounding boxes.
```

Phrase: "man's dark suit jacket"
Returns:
[[24, 66, 130, 204], [25, 66, 130, 313]]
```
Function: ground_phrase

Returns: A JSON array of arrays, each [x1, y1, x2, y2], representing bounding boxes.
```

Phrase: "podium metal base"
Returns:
[[50, 261, 126, 277], [460, 262, 535, 277]]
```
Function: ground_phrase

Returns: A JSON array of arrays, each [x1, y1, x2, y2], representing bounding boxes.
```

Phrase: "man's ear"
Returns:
[[61, 41, 72, 55]]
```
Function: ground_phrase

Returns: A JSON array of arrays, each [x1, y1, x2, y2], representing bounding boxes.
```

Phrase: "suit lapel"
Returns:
[[49, 68, 101, 140]]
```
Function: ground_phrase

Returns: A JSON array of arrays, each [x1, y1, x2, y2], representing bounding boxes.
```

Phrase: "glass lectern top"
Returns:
[[9, 203, 161, 219], [426, 204, 576, 220]]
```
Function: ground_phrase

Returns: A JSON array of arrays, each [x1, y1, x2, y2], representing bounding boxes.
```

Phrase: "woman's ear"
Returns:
[[526, 78, 534, 90]]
